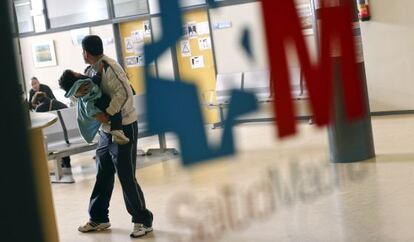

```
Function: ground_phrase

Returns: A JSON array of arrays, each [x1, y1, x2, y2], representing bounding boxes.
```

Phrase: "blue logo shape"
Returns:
[[207, 0, 219, 8], [241, 27, 254, 61], [144, 0, 258, 165]]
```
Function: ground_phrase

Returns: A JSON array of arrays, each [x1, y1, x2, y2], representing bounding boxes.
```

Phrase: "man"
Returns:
[[77, 35, 153, 238], [28, 77, 56, 110]]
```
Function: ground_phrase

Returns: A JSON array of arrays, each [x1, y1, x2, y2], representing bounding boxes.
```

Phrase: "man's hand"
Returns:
[[95, 113, 110, 123]]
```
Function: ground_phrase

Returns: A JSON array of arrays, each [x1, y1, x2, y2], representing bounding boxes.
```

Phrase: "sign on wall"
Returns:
[[70, 27, 90, 45], [124, 37, 134, 53], [181, 40, 192, 57], [187, 22, 198, 38], [198, 37, 211, 50], [190, 55, 204, 69], [126, 55, 144, 67], [143, 20, 151, 36]]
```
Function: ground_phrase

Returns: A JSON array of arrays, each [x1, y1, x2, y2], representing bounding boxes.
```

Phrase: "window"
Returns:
[[149, 0, 206, 14], [14, 0, 34, 33], [45, 0, 109, 28], [113, 0, 148, 18], [180, 0, 206, 8]]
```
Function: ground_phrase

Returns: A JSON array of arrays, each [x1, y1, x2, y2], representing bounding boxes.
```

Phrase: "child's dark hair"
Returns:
[[32, 92, 47, 106], [59, 69, 78, 93]]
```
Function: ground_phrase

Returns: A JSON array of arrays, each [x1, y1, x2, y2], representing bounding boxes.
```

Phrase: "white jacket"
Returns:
[[91, 55, 137, 126]]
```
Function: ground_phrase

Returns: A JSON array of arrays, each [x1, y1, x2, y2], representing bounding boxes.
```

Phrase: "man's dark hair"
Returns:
[[31, 76, 38, 81], [82, 35, 103, 56], [59, 70, 79, 93]]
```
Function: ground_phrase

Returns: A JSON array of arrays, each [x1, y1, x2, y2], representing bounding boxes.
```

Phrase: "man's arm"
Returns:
[[102, 64, 130, 116]]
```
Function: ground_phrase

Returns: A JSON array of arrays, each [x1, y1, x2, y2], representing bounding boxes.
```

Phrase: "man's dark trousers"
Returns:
[[88, 121, 153, 226]]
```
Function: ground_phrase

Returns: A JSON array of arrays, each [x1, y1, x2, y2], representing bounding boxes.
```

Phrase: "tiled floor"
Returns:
[[52, 115, 414, 241]]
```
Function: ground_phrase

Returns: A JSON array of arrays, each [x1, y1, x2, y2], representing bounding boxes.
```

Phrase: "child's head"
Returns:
[[32, 91, 47, 107], [59, 69, 89, 97]]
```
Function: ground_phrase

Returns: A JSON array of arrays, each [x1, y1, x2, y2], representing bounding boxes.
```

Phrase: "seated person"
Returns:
[[29, 77, 56, 110], [58, 70, 129, 145], [31, 91, 72, 168]]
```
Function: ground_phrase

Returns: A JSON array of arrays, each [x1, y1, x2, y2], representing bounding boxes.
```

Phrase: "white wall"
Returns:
[[150, 17, 176, 80], [209, 2, 268, 73], [360, 0, 414, 112], [209, 2, 316, 77], [209, 1, 315, 117], [20, 25, 117, 100]]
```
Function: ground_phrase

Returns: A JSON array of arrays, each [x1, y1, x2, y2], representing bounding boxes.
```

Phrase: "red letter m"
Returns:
[[261, 0, 365, 137]]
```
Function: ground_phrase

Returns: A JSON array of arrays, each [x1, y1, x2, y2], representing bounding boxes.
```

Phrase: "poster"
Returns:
[[182, 25, 189, 37], [102, 37, 114, 46], [187, 22, 198, 38], [131, 30, 144, 55], [124, 37, 134, 53], [131, 30, 144, 43], [125, 55, 144, 67], [196, 22, 210, 35], [181, 40, 191, 57], [198, 37, 211, 50], [70, 27, 90, 45], [213, 21, 232, 30], [191, 56, 204, 69], [133, 42, 144, 55], [143, 21, 151, 36]]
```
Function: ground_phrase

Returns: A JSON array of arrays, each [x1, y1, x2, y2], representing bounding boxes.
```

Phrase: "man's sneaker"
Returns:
[[110, 130, 130, 145], [130, 223, 153, 238], [78, 221, 111, 233]]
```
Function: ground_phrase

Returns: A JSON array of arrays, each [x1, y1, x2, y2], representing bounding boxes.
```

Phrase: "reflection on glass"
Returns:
[[148, 0, 207, 14], [181, 0, 206, 7], [46, 0, 109, 28], [113, 0, 148, 17], [14, 0, 34, 33]]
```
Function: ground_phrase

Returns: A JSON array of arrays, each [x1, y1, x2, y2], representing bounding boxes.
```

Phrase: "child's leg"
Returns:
[[94, 94, 123, 131], [94, 94, 129, 144], [109, 114, 129, 144]]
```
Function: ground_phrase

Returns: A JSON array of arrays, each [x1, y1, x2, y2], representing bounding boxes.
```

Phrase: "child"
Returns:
[[58, 70, 129, 145], [32, 91, 68, 112]]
